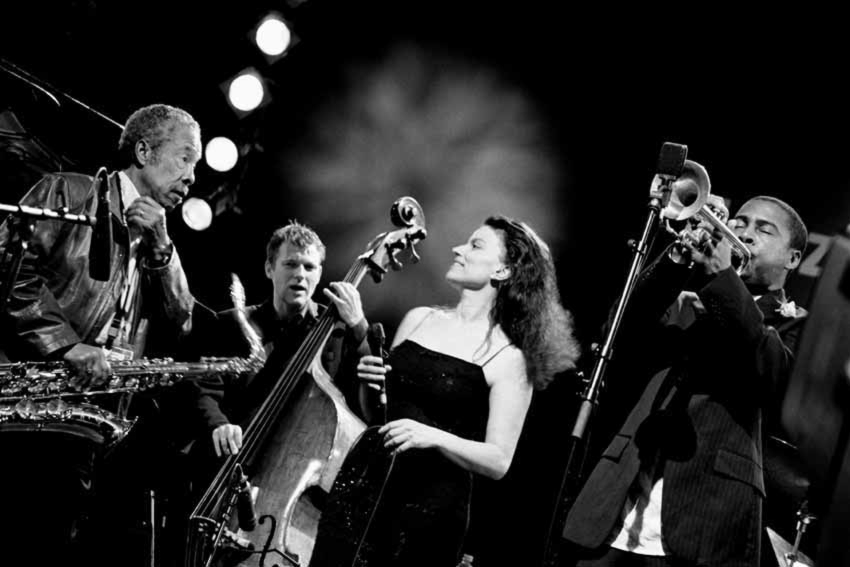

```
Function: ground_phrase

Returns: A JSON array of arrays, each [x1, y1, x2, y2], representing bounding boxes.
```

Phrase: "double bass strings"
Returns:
[[195, 257, 368, 518], [239, 256, 365, 461]]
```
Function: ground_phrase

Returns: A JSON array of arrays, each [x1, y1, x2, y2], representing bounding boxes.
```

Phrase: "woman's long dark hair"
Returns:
[[485, 216, 579, 389]]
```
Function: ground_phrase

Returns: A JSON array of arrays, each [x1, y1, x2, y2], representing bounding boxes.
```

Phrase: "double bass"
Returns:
[[185, 197, 426, 567]]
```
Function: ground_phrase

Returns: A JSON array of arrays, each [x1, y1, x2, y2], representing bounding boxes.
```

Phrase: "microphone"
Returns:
[[649, 142, 688, 211], [367, 323, 388, 409], [88, 167, 113, 281], [235, 466, 257, 531], [656, 142, 688, 180]]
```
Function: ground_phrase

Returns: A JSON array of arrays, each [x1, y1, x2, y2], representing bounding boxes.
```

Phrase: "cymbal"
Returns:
[[766, 527, 814, 567], [764, 436, 811, 504]]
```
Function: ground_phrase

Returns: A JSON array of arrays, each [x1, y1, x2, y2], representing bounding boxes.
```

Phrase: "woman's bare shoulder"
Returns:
[[482, 344, 528, 387], [393, 306, 440, 346]]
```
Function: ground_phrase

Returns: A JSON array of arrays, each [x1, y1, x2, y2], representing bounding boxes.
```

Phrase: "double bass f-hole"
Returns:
[[185, 198, 426, 567]]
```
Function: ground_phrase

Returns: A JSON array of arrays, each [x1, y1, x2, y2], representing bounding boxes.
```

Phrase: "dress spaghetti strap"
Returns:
[[404, 307, 438, 341], [480, 342, 512, 367]]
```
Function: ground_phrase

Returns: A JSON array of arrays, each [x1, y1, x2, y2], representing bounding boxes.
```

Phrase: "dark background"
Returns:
[[2, 2, 849, 565]]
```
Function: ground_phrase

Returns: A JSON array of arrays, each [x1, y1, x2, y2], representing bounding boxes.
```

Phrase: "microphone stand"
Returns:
[[540, 181, 675, 567], [0, 202, 94, 311]]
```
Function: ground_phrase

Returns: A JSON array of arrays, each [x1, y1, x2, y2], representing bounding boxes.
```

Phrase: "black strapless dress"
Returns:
[[310, 340, 490, 567]]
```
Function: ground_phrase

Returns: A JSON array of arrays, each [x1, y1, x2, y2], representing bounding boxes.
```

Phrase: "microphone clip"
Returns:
[[367, 323, 389, 412], [233, 463, 257, 532]]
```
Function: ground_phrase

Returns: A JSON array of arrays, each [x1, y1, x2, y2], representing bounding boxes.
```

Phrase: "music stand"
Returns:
[[781, 233, 850, 567]]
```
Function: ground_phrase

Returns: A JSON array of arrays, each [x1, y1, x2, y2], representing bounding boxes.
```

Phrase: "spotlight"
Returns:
[[205, 136, 239, 172], [221, 68, 270, 116], [229, 73, 264, 112], [255, 14, 291, 58], [182, 197, 213, 231], [181, 185, 241, 231]]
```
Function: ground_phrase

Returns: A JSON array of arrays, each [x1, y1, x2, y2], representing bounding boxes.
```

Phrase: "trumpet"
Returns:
[[652, 160, 752, 273]]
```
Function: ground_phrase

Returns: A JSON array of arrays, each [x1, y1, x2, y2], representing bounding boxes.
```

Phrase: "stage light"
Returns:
[[181, 184, 242, 231], [221, 68, 271, 117], [182, 197, 213, 231], [229, 73, 264, 112], [205, 136, 239, 172], [255, 15, 291, 57]]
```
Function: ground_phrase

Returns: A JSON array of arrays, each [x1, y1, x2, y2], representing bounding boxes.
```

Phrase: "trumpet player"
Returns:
[[561, 194, 808, 567]]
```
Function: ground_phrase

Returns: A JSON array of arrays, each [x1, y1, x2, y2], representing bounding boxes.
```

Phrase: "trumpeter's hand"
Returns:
[[685, 225, 732, 275]]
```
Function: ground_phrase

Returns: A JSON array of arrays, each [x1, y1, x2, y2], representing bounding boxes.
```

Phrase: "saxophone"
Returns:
[[0, 274, 265, 446], [0, 357, 261, 446]]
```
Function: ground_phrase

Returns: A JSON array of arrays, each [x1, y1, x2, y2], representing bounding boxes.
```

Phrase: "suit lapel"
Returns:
[[756, 289, 786, 326]]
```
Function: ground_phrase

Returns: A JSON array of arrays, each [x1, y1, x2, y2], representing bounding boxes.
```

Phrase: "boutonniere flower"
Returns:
[[777, 299, 798, 318]]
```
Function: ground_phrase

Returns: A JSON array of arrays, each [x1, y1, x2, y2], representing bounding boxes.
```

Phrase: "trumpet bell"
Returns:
[[654, 160, 711, 221], [653, 157, 752, 275]]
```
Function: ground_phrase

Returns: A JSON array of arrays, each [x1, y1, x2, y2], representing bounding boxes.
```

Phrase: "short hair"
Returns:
[[117, 104, 199, 168], [743, 196, 809, 253], [266, 221, 326, 265]]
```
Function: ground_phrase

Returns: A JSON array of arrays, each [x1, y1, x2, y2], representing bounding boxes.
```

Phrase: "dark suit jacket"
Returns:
[[562, 253, 805, 567]]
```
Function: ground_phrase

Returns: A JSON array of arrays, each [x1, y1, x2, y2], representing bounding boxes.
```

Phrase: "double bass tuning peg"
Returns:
[[408, 241, 420, 263], [388, 249, 404, 271]]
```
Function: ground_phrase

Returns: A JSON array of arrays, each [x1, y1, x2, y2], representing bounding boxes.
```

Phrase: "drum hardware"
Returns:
[[785, 501, 817, 567], [764, 435, 817, 567]]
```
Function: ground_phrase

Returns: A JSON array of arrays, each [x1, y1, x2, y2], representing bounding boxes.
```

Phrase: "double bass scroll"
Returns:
[[185, 198, 426, 567]]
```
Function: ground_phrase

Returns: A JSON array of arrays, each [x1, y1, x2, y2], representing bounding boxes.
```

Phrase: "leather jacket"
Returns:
[[0, 171, 194, 360]]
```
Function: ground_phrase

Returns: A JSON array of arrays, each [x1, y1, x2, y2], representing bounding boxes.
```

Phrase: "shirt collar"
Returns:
[[257, 299, 320, 330], [117, 171, 142, 213], [755, 288, 789, 319]]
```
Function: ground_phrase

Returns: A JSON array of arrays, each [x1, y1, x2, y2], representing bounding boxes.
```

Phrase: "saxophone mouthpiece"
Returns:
[[230, 273, 266, 366]]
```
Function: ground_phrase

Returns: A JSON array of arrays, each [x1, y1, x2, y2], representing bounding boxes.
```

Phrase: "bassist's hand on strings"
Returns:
[[323, 282, 365, 328], [212, 423, 244, 457]]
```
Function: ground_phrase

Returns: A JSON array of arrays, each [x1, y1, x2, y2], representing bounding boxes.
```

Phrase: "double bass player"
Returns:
[[186, 221, 372, 460]]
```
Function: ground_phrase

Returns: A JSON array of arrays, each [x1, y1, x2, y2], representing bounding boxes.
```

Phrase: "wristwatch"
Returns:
[[148, 241, 174, 267]]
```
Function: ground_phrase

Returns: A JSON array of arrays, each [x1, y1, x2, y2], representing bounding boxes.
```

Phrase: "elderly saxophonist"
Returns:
[[0, 104, 198, 565]]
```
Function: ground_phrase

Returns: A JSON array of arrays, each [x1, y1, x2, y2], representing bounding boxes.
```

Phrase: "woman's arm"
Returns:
[[381, 346, 532, 479]]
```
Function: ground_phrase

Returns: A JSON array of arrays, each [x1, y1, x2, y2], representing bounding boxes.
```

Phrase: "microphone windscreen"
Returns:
[[88, 168, 113, 281], [656, 142, 688, 178]]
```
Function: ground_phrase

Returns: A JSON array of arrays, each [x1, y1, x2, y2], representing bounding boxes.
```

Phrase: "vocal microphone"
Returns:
[[367, 322, 388, 409], [88, 167, 113, 281], [234, 465, 257, 531]]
